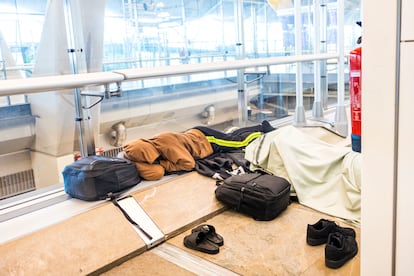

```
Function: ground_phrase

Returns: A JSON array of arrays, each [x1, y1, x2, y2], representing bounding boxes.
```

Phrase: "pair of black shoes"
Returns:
[[307, 218, 358, 269], [183, 224, 224, 254]]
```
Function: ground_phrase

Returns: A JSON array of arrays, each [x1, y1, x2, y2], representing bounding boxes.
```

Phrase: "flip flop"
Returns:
[[191, 224, 224, 246], [183, 230, 219, 254]]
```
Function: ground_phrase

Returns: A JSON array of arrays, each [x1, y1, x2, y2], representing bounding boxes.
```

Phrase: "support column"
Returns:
[[28, 0, 105, 187], [361, 0, 398, 274]]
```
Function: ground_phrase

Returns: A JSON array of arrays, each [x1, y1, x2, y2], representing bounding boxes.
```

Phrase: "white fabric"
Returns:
[[245, 126, 361, 223]]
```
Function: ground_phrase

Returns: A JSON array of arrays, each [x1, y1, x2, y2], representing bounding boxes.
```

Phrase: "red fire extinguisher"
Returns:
[[349, 22, 362, 153]]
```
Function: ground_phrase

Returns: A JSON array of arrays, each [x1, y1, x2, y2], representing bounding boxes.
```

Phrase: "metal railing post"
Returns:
[[293, 0, 306, 126], [235, 0, 247, 126], [334, 0, 348, 137], [312, 0, 324, 119], [64, 0, 95, 157]]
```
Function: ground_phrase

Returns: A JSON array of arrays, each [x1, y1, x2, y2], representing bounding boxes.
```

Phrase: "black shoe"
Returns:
[[191, 224, 224, 246], [325, 232, 358, 269], [307, 218, 356, 246], [183, 230, 219, 254]]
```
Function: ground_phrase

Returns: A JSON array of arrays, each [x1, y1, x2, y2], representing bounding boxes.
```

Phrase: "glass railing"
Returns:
[[0, 53, 345, 205]]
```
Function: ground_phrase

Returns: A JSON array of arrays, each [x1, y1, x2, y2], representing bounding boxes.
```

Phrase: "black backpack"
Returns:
[[62, 155, 141, 201], [215, 172, 291, 221]]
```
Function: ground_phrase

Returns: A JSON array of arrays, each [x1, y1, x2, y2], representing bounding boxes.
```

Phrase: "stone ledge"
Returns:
[[0, 172, 223, 275]]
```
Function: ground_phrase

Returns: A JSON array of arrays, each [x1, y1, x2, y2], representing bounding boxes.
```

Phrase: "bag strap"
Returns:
[[111, 196, 153, 240], [253, 134, 267, 166], [216, 179, 224, 186], [101, 191, 124, 201]]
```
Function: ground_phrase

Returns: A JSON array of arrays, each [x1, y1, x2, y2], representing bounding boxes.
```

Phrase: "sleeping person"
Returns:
[[117, 121, 275, 181]]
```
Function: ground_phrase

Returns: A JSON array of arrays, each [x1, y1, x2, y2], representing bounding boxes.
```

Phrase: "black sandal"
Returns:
[[191, 224, 224, 246], [183, 230, 219, 254]]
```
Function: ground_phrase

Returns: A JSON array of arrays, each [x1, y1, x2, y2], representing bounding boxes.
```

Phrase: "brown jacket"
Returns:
[[123, 129, 213, 180]]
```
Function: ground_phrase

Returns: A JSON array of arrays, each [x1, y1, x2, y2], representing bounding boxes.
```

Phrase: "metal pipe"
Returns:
[[63, 0, 97, 157], [294, 0, 306, 125], [334, 0, 348, 137], [0, 54, 339, 97], [337, 0, 345, 106], [312, 0, 323, 119], [320, 0, 328, 108], [117, 53, 339, 81], [64, 0, 86, 157], [235, 0, 247, 126]]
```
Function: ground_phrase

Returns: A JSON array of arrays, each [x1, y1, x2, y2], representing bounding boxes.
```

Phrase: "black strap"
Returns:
[[253, 134, 266, 166], [216, 179, 224, 186], [111, 196, 153, 240]]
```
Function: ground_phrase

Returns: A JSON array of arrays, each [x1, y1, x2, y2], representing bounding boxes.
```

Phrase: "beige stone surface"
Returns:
[[102, 251, 196, 276], [0, 203, 145, 275], [167, 202, 360, 275], [132, 172, 225, 238]]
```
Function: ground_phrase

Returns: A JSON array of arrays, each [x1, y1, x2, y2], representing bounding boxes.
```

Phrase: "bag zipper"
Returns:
[[237, 187, 245, 211]]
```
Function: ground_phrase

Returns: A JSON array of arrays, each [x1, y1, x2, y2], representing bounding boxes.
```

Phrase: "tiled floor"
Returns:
[[103, 202, 360, 275], [103, 125, 360, 275]]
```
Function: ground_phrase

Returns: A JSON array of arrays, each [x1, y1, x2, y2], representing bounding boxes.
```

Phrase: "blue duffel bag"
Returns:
[[62, 155, 141, 201]]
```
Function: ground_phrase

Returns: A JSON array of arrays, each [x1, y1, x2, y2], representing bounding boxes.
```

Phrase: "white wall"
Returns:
[[395, 0, 414, 273], [361, 0, 397, 275], [362, 0, 414, 274]]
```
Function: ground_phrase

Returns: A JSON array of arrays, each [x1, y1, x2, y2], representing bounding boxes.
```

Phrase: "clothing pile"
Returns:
[[118, 121, 275, 181], [117, 121, 361, 224], [120, 128, 213, 181]]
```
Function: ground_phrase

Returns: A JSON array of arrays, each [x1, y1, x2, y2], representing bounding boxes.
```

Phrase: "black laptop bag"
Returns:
[[215, 172, 291, 221], [62, 155, 141, 201]]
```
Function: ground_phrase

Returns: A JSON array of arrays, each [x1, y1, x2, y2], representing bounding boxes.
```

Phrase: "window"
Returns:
[[0, 0, 361, 221]]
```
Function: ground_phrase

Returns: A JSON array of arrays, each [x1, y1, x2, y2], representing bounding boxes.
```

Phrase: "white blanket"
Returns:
[[245, 126, 361, 223]]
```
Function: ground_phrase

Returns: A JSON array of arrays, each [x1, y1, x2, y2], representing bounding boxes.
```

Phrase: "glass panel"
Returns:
[[0, 1, 363, 74], [0, 0, 362, 206], [0, 0, 46, 73]]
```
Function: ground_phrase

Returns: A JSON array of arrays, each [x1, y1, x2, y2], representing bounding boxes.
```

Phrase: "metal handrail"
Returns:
[[115, 53, 339, 80], [0, 72, 124, 96], [0, 53, 339, 97]]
